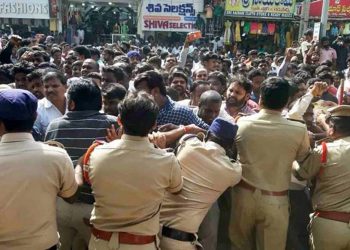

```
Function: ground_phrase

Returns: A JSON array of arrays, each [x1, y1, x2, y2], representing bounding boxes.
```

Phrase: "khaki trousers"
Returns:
[[89, 234, 158, 250], [57, 198, 93, 250], [310, 216, 350, 250], [229, 187, 289, 250], [159, 236, 198, 250]]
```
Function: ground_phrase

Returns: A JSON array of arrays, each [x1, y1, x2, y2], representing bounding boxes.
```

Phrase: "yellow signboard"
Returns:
[[225, 0, 296, 19]]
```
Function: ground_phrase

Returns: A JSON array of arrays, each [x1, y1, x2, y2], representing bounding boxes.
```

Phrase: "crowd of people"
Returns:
[[0, 28, 350, 250]]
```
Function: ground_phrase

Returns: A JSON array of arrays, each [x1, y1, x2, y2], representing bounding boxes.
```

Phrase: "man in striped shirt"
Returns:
[[45, 78, 117, 250]]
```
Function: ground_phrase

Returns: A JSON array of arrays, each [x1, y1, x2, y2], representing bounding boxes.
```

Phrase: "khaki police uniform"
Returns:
[[230, 109, 310, 250], [160, 136, 242, 250], [88, 135, 183, 250], [295, 106, 350, 250], [0, 133, 78, 249]]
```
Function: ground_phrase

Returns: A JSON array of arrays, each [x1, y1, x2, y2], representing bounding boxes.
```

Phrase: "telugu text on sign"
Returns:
[[140, 0, 203, 32]]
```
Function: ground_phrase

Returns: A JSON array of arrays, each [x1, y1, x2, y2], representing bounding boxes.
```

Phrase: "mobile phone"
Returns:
[[188, 31, 202, 42]]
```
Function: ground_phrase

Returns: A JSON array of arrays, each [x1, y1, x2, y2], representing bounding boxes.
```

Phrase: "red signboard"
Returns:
[[309, 0, 350, 19]]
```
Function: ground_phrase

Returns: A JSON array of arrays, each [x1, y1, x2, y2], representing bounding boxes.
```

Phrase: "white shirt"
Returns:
[[219, 103, 238, 123], [34, 98, 65, 137], [300, 41, 312, 57], [77, 29, 85, 43], [177, 99, 191, 107], [172, 47, 180, 55]]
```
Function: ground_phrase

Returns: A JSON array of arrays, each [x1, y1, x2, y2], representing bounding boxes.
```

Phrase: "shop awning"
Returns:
[[309, 0, 350, 19]]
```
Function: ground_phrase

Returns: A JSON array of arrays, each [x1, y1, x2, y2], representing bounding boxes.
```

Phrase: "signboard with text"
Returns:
[[225, 0, 296, 19], [141, 0, 203, 32], [309, 0, 350, 19], [0, 0, 50, 19], [313, 22, 321, 42]]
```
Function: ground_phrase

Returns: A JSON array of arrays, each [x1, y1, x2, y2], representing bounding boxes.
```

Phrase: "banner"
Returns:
[[309, 0, 350, 19], [225, 0, 296, 19], [141, 0, 203, 32], [0, 0, 50, 19]]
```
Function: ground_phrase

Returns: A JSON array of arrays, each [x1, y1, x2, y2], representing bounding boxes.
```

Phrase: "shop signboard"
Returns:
[[140, 0, 203, 32], [309, 0, 350, 19], [0, 0, 50, 19], [225, 0, 296, 19]]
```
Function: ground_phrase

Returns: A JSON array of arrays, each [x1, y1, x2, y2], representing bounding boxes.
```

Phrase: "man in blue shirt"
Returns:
[[134, 70, 209, 130]]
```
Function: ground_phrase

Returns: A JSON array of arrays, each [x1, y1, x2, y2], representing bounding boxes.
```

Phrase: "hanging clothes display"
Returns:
[[268, 23, 276, 35], [261, 23, 268, 35], [339, 23, 345, 35], [257, 23, 263, 34], [343, 23, 350, 35], [274, 24, 280, 46], [205, 4, 213, 19], [235, 21, 241, 42], [279, 23, 286, 48], [250, 22, 258, 34], [224, 20, 232, 45], [243, 21, 250, 34], [286, 30, 292, 48], [330, 25, 339, 37]]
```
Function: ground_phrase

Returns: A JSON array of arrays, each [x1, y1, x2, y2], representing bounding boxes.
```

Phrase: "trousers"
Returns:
[[286, 189, 312, 250], [159, 235, 202, 250], [57, 198, 93, 250], [310, 216, 350, 250], [198, 202, 220, 250], [217, 187, 233, 250], [229, 187, 289, 250]]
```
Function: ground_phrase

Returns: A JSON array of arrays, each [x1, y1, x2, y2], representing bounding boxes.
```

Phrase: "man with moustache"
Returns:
[[222, 76, 255, 119], [34, 71, 67, 138], [169, 71, 189, 101]]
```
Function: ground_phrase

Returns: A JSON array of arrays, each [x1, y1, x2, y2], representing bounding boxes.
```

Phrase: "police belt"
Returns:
[[162, 226, 196, 242], [91, 227, 156, 244], [315, 210, 350, 223], [237, 180, 288, 196]]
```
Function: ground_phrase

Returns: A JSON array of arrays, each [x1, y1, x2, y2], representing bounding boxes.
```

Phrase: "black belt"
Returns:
[[162, 226, 196, 242], [77, 185, 95, 204]]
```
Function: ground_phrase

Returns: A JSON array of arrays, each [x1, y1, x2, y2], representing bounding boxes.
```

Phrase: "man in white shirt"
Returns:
[[34, 71, 67, 139], [300, 29, 313, 58]]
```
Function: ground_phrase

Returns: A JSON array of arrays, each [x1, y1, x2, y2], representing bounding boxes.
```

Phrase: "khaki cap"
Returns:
[[328, 105, 350, 117]]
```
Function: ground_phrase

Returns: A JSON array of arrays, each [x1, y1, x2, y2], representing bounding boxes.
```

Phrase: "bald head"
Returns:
[[199, 90, 222, 106], [198, 90, 222, 125], [81, 59, 99, 77]]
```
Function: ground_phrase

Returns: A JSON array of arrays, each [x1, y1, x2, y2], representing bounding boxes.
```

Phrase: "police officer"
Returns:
[[294, 105, 350, 250], [160, 118, 242, 250], [0, 89, 78, 249], [87, 92, 183, 250], [229, 77, 310, 250]]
